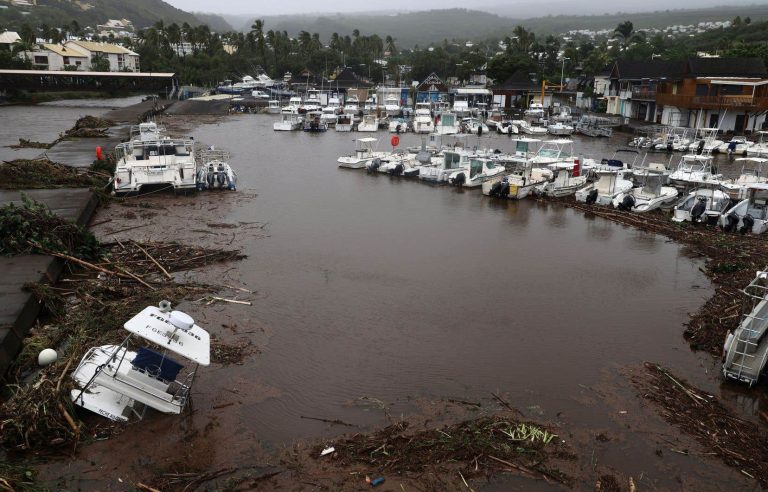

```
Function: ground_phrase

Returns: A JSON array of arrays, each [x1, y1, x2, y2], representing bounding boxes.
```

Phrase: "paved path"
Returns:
[[0, 188, 97, 377]]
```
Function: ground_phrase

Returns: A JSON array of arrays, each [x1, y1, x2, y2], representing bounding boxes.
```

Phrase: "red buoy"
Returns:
[[390, 135, 400, 147], [572, 157, 580, 177], [95, 146, 103, 161]]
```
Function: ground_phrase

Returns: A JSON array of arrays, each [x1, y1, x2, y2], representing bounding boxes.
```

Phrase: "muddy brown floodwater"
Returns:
[[7, 104, 764, 490]]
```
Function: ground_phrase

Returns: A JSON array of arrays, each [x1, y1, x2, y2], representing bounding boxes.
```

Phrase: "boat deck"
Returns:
[[0, 188, 98, 377]]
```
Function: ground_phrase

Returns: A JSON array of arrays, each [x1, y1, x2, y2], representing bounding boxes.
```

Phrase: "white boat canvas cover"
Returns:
[[124, 306, 210, 365]]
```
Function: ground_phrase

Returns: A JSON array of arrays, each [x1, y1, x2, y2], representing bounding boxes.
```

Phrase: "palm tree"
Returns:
[[385, 35, 397, 56], [511, 26, 535, 54], [613, 21, 645, 47]]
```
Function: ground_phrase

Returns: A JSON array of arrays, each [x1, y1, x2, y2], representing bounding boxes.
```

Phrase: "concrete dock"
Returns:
[[0, 188, 97, 377]]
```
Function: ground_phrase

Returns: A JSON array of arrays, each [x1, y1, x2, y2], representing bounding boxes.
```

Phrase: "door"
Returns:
[[735, 114, 746, 132], [709, 113, 719, 128]]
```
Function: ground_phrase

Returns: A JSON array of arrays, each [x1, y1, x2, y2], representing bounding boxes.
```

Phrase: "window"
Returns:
[[695, 84, 709, 96], [33, 55, 47, 65]]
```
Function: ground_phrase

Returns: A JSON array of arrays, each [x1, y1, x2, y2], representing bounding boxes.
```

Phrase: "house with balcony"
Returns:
[[491, 70, 538, 110], [416, 72, 449, 104], [63, 40, 140, 72], [606, 60, 683, 122], [655, 57, 768, 132]]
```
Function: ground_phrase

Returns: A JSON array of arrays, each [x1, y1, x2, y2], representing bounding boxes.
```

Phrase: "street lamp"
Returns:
[[560, 56, 570, 89]]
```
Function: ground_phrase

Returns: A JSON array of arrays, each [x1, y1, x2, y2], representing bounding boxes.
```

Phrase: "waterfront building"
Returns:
[[63, 40, 140, 72]]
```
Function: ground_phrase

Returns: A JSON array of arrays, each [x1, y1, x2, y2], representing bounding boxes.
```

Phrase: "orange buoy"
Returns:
[[95, 146, 103, 160], [390, 135, 400, 147]]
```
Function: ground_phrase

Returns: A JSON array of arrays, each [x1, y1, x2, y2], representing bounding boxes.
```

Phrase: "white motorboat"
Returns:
[[71, 301, 210, 421], [281, 96, 303, 114], [547, 121, 574, 136], [388, 117, 409, 133], [251, 90, 270, 100], [336, 114, 353, 132], [338, 137, 379, 169], [303, 111, 328, 132], [552, 106, 572, 122], [302, 90, 322, 113], [267, 99, 281, 114], [687, 127, 722, 153], [484, 162, 552, 199], [575, 169, 634, 206], [721, 184, 768, 234], [535, 162, 588, 198], [722, 270, 768, 385], [357, 114, 379, 132], [525, 101, 545, 118], [343, 95, 360, 116], [447, 156, 505, 187], [273, 113, 303, 131], [747, 130, 768, 156], [112, 136, 197, 195], [363, 97, 377, 113], [668, 154, 722, 188], [497, 120, 518, 135], [720, 157, 768, 200], [420, 148, 471, 183], [461, 117, 488, 135], [196, 149, 237, 191], [320, 105, 339, 126], [413, 103, 435, 134], [529, 139, 575, 167], [373, 150, 422, 177], [435, 112, 460, 135], [612, 173, 678, 212], [671, 185, 731, 223], [717, 136, 754, 155], [515, 119, 547, 135], [383, 95, 401, 114]]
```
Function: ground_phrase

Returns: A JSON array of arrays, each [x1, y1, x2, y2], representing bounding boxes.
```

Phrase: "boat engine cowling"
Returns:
[[690, 199, 706, 222], [489, 181, 503, 197], [724, 212, 739, 232], [618, 194, 635, 211], [585, 189, 598, 204], [740, 214, 755, 234], [366, 158, 381, 174], [453, 172, 466, 186]]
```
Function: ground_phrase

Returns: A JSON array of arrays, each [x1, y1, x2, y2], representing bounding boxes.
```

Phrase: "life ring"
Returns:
[[391, 135, 400, 147]]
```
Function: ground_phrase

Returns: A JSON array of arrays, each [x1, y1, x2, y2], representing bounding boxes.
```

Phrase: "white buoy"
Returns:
[[38, 348, 58, 366]]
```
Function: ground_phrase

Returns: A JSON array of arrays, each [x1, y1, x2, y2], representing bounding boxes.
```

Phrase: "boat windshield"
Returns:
[[444, 151, 462, 169], [470, 159, 483, 178]]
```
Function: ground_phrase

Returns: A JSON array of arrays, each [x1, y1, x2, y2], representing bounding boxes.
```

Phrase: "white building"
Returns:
[[23, 43, 88, 70], [64, 40, 140, 72], [0, 31, 20, 50]]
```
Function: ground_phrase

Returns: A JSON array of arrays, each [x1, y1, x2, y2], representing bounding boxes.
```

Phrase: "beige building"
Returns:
[[24, 43, 88, 70], [63, 40, 140, 72]]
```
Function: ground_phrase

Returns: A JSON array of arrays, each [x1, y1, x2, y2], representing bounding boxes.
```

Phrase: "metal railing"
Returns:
[[656, 93, 768, 110]]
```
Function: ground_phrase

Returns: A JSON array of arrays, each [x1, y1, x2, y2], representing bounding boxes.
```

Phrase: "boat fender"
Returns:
[[95, 146, 103, 161], [723, 332, 734, 361], [740, 214, 755, 234], [585, 189, 598, 205]]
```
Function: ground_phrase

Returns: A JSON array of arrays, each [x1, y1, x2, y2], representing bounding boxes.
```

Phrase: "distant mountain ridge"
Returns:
[[0, 0, 231, 31]]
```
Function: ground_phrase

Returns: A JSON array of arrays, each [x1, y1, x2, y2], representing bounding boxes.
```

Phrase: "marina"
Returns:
[[1, 95, 768, 489]]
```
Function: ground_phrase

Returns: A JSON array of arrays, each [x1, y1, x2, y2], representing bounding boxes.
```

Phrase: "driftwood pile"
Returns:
[[63, 115, 114, 138], [0, 158, 110, 190], [634, 362, 768, 486]]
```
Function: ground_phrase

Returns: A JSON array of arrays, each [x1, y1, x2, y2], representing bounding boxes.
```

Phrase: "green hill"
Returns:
[[0, 0, 227, 30]]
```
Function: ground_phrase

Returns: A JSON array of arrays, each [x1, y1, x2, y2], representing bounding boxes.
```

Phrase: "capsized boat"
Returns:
[[71, 301, 210, 421], [720, 184, 768, 234], [338, 137, 379, 169], [671, 184, 731, 224], [196, 149, 237, 191], [722, 269, 768, 385], [612, 172, 677, 212]]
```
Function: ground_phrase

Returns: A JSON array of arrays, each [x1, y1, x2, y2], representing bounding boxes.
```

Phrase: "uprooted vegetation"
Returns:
[[561, 199, 768, 355], [0, 199, 247, 451], [63, 115, 114, 138], [295, 416, 575, 489], [634, 362, 768, 487], [0, 158, 111, 190]]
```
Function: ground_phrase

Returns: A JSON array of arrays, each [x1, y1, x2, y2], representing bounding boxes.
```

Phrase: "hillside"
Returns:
[[0, 0, 228, 30], [241, 4, 768, 47]]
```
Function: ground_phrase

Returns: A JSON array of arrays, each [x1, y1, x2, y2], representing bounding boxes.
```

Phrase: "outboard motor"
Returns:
[[585, 189, 598, 204], [499, 181, 510, 197], [389, 163, 404, 176], [366, 158, 381, 174], [690, 198, 706, 223], [396, 124, 402, 134], [724, 212, 739, 232], [618, 194, 635, 211], [206, 165, 215, 188], [489, 181, 503, 197], [196, 168, 206, 191], [453, 172, 466, 187], [217, 163, 226, 187], [740, 214, 755, 234]]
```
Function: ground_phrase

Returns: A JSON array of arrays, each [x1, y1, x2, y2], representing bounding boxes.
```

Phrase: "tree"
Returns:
[[91, 54, 110, 72], [385, 35, 397, 56]]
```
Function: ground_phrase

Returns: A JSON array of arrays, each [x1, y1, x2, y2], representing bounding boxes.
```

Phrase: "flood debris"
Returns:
[[0, 158, 109, 190], [307, 416, 574, 488], [561, 198, 768, 355], [634, 362, 768, 487], [63, 115, 113, 138], [8, 137, 55, 149]]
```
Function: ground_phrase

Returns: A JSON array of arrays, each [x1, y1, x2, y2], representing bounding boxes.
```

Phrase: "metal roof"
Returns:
[[0, 69, 175, 77]]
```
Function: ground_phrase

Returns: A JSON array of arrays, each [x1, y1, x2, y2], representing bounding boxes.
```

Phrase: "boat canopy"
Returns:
[[124, 306, 210, 365]]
